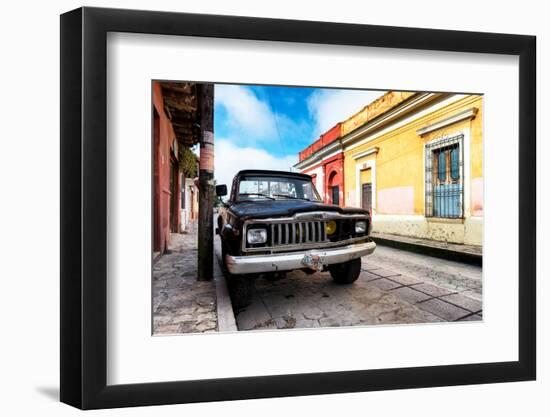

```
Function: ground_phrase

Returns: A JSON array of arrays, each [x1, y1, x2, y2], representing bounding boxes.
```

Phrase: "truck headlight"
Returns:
[[355, 220, 367, 234], [325, 220, 337, 235], [247, 228, 267, 244]]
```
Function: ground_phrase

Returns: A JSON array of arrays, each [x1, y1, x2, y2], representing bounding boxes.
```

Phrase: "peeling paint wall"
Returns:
[[341, 91, 416, 136], [471, 177, 484, 216]]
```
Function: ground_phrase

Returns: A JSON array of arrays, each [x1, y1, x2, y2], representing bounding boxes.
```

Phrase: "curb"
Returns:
[[371, 235, 482, 267], [213, 243, 238, 332]]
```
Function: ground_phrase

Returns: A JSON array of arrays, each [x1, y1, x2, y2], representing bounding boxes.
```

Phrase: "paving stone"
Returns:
[[460, 288, 483, 300], [154, 324, 182, 334], [359, 271, 384, 282], [196, 295, 216, 307], [302, 306, 324, 320], [369, 268, 401, 278], [235, 295, 272, 330], [197, 312, 217, 322], [219, 228, 482, 331], [389, 286, 431, 304], [419, 311, 445, 322], [440, 293, 482, 313], [273, 317, 287, 329], [152, 225, 218, 335], [457, 314, 483, 322], [387, 275, 424, 286], [411, 283, 455, 297], [170, 314, 196, 323], [195, 320, 217, 332], [196, 305, 216, 314], [179, 321, 198, 333], [153, 316, 175, 327], [295, 316, 321, 328], [417, 299, 470, 321], [368, 278, 403, 291], [361, 263, 382, 271], [319, 317, 343, 327]]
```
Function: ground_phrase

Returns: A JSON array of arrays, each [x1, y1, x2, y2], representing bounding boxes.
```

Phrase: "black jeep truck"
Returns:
[[216, 169, 376, 307]]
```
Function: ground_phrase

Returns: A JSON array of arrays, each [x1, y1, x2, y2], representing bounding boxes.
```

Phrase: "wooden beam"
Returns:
[[160, 82, 194, 95]]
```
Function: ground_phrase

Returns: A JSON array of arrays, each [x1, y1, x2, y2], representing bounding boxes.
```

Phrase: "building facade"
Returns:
[[295, 123, 345, 205], [181, 176, 199, 231], [296, 91, 483, 246], [152, 81, 204, 255]]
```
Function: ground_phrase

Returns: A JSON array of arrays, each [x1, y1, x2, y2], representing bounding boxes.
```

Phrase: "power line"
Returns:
[[265, 89, 294, 172]]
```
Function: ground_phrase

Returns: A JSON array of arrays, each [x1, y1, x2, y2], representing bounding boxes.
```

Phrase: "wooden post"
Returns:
[[198, 83, 214, 281]]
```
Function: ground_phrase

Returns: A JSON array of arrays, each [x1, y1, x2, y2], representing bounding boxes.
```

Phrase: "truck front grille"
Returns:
[[270, 221, 328, 246]]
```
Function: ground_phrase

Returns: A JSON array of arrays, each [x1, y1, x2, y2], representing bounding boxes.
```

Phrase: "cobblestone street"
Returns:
[[231, 245, 482, 330], [153, 219, 482, 334], [152, 224, 219, 334]]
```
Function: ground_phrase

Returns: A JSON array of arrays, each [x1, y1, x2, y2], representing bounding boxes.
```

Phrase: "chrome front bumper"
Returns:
[[225, 241, 376, 275]]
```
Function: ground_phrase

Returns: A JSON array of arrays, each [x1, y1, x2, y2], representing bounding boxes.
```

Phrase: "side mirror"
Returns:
[[216, 184, 227, 197]]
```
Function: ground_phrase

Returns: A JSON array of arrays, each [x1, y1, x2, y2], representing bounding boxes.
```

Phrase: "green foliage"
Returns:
[[179, 145, 198, 178]]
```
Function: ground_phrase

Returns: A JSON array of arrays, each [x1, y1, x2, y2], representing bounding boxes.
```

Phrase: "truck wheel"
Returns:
[[220, 238, 228, 272], [329, 258, 361, 284], [227, 274, 256, 309], [219, 237, 254, 308]]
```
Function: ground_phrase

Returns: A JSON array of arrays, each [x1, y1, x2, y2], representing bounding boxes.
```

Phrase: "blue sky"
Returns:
[[212, 83, 384, 187]]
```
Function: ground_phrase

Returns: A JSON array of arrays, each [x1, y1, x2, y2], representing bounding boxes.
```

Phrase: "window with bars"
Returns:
[[425, 134, 464, 218]]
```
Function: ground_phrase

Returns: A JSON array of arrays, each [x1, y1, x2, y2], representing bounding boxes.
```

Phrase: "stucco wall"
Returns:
[[152, 82, 181, 254], [344, 94, 484, 245], [303, 165, 324, 200]]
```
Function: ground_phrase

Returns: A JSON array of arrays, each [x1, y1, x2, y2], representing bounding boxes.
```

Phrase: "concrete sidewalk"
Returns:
[[371, 232, 482, 266]]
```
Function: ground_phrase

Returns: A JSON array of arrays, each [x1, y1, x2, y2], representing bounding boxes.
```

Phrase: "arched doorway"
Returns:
[[327, 170, 339, 205]]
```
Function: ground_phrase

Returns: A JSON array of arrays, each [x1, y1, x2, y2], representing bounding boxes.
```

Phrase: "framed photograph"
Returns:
[[60, 6, 536, 409]]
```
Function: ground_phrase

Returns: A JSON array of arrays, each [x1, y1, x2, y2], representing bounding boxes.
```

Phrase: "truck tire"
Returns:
[[329, 258, 361, 284], [227, 274, 255, 309], [220, 238, 255, 309]]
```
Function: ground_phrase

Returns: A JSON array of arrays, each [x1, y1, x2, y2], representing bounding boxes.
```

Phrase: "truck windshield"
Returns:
[[237, 176, 322, 202]]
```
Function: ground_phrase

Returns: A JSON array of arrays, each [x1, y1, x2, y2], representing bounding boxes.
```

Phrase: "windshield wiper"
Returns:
[[239, 193, 275, 200], [272, 194, 312, 201]]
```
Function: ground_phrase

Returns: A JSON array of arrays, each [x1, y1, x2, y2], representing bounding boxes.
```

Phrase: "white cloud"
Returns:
[[307, 89, 386, 136], [215, 85, 277, 140], [214, 139, 297, 190]]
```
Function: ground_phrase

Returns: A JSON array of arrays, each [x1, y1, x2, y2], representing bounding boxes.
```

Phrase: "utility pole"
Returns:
[[197, 83, 214, 281]]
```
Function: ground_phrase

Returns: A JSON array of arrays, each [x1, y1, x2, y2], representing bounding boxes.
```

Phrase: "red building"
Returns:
[[295, 123, 345, 206], [152, 82, 203, 255]]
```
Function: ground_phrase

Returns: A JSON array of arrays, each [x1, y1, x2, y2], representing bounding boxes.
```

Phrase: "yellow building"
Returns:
[[341, 92, 483, 245]]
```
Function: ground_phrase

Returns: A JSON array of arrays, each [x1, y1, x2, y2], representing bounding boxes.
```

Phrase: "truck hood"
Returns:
[[227, 199, 369, 220]]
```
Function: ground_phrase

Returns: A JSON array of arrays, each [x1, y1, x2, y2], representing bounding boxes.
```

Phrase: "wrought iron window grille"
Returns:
[[425, 133, 464, 219]]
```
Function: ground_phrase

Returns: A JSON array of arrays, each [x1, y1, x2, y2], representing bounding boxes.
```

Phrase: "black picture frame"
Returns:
[[60, 6, 536, 410]]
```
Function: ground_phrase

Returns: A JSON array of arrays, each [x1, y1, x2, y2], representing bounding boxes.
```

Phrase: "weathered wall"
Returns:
[[152, 82, 181, 254], [341, 91, 416, 136], [302, 153, 344, 205], [344, 94, 483, 245], [303, 165, 324, 200], [181, 177, 199, 232], [323, 153, 345, 205], [299, 123, 341, 161]]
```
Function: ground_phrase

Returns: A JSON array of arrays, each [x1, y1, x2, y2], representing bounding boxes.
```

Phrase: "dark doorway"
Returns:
[[331, 186, 339, 206], [169, 160, 179, 233], [362, 183, 372, 213]]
